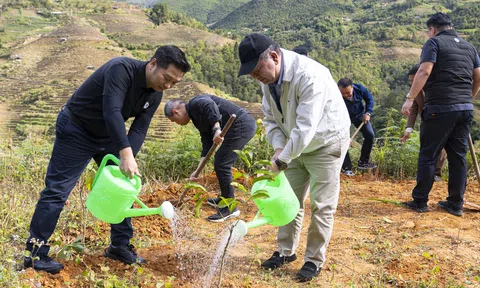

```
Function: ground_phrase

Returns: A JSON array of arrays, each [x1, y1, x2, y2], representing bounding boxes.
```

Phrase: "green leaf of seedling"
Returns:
[[194, 197, 206, 218], [218, 197, 235, 208], [234, 150, 251, 168], [249, 190, 270, 201], [229, 200, 240, 212], [72, 242, 84, 253], [233, 170, 246, 180], [183, 182, 208, 193], [193, 191, 206, 200], [422, 251, 432, 259], [252, 175, 276, 185], [253, 160, 272, 167], [231, 182, 247, 194]]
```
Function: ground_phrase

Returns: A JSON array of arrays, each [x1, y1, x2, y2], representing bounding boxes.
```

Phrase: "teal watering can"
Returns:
[[86, 154, 174, 224], [232, 171, 300, 238]]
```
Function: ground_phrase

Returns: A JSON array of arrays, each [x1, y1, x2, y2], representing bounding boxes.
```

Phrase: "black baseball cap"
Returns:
[[238, 33, 274, 77]]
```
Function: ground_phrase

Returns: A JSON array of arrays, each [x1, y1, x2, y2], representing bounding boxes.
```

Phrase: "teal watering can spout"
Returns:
[[86, 154, 175, 224], [232, 172, 300, 238]]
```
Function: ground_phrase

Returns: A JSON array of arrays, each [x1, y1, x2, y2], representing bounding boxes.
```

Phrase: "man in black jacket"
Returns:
[[165, 94, 256, 222], [401, 13, 480, 216], [24, 46, 191, 274]]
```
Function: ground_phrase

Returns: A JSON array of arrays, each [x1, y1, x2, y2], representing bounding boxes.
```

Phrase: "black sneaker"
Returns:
[[438, 201, 463, 217], [296, 261, 321, 282], [105, 244, 146, 265], [24, 254, 64, 274], [207, 207, 240, 223], [206, 197, 222, 208], [405, 200, 429, 213], [261, 251, 297, 270], [358, 162, 377, 170]]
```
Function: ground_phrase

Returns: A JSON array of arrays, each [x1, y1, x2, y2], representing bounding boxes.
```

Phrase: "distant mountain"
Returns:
[[118, 0, 250, 24], [212, 0, 345, 30]]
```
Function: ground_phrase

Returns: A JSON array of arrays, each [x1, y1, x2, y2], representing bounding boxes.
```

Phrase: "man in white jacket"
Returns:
[[238, 33, 350, 282]]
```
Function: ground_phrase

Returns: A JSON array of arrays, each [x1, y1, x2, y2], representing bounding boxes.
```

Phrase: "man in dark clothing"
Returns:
[[165, 94, 256, 222], [401, 12, 480, 216], [400, 64, 447, 182], [338, 78, 377, 176], [24, 45, 191, 274]]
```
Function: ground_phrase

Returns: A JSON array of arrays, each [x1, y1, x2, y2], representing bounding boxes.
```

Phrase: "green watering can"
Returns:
[[232, 171, 300, 238], [86, 154, 174, 224]]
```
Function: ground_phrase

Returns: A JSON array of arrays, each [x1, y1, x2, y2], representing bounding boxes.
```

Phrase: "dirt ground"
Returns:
[[18, 173, 480, 287]]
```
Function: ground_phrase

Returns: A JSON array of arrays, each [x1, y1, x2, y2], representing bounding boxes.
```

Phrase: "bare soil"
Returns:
[[19, 173, 480, 287]]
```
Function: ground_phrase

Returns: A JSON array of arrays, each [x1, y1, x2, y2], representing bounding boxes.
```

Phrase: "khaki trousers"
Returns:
[[277, 135, 349, 268]]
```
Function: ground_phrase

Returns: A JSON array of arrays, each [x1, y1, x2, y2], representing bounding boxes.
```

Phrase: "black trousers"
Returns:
[[412, 110, 473, 208], [342, 120, 375, 170], [214, 113, 256, 199], [26, 110, 133, 255]]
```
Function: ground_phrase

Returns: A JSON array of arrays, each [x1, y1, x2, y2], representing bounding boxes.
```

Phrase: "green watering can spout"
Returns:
[[232, 172, 300, 238], [86, 154, 175, 224], [123, 199, 175, 220]]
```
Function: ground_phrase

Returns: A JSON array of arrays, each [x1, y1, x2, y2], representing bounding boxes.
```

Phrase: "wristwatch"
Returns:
[[405, 92, 413, 100], [212, 126, 221, 133], [274, 158, 288, 171]]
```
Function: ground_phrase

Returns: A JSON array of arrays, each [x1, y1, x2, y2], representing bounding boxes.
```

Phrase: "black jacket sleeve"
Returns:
[[102, 63, 132, 150]]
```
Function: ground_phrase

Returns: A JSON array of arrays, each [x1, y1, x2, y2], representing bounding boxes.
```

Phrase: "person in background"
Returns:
[[293, 46, 309, 57], [164, 95, 256, 222], [401, 12, 480, 216], [238, 33, 350, 282], [24, 46, 191, 274], [401, 64, 447, 182], [338, 78, 377, 176]]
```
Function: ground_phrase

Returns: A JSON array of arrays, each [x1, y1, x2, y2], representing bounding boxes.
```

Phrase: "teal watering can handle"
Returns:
[[92, 154, 120, 188]]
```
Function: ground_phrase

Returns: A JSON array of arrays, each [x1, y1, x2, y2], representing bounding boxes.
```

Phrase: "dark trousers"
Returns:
[[342, 120, 375, 170], [214, 114, 256, 199], [412, 110, 473, 207], [26, 110, 133, 255]]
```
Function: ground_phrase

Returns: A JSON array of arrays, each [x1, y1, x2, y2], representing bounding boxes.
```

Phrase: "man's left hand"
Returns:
[[362, 113, 370, 123], [213, 130, 224, 145], [268, 160, 280, 173]]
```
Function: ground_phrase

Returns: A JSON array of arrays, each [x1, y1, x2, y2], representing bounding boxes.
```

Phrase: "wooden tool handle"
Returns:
[[192, 114, 237, 178]]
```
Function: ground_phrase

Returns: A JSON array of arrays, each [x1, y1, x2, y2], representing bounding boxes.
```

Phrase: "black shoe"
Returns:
[[438, 201, 463, 217], [206, 197, 222, 208], [405, 200, 429, 213], [358, 162, 377, 170], [261, 251, 297, 270], [105, 244, 146, 265], [296, 261, 321, 282], [207, 207, 240, 223], [24, 254, 64, 274]]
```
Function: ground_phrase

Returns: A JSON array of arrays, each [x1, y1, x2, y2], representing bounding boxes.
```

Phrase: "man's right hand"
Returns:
[[271, 148, 284, 161], [119, 147, 141, 179], [400, 132, 411, 143]]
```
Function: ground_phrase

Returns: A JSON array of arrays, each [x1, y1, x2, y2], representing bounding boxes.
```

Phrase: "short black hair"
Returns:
[[337, 78, 353, 88], [408, 64, 420, 76], [293, 46, 309, 56], [151, 45, 191, 73], [426, 12, 452, 29]]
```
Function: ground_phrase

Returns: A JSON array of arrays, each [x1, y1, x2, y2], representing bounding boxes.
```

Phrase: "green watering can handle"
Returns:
[[91, 154, 140, 188]]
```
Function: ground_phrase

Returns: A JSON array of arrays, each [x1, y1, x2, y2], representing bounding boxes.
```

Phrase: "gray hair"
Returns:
[[259, 44, 281, 61], [164, 99, 186, 117]]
